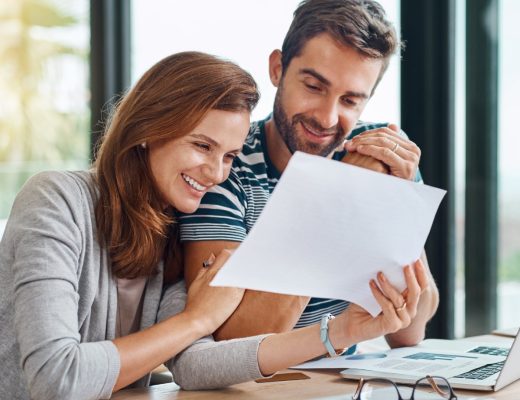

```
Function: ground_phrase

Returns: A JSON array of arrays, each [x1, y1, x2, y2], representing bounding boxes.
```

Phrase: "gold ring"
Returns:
[[395, 301, 407, 312], [392, 142, 399, 153]]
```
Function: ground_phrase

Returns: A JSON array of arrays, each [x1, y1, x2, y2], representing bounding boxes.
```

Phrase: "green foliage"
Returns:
[[0, 0, 89, 218], [500, 251, 520, 282]]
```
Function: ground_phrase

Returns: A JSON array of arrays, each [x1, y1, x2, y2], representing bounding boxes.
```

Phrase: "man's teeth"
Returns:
[[181, 174, 207, 191], [303, 123, 328, 137]]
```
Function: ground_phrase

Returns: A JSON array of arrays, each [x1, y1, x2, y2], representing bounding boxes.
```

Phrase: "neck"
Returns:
[[265, 116, 293, 174]]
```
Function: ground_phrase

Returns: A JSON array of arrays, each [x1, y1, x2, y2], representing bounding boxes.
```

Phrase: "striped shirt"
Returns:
[[179, 117, 422, 328]]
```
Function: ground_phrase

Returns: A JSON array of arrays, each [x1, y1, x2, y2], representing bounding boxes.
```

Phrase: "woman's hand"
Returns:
[[331, 259, 430, 348], [183, 249, 245, 336]]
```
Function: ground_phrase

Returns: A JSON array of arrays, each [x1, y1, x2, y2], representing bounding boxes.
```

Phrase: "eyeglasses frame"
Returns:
[[352, 375, 458, 400]]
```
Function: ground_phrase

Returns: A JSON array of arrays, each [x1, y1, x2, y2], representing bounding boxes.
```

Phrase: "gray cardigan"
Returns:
[[0, 171, 267, 400]]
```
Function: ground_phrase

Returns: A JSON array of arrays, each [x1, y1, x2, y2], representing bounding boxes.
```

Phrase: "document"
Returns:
[[211, 151, 446, 316], [293, 347, 503, 379]]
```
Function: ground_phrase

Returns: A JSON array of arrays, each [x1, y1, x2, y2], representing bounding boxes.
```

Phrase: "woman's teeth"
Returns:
[[181, 173, 207, 191]]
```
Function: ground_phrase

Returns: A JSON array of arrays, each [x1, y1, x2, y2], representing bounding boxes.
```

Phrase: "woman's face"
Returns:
[[149, 109, 250, 213]]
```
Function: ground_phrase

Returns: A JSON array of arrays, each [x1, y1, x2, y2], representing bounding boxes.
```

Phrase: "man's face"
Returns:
[[271, 33, 383, 157]]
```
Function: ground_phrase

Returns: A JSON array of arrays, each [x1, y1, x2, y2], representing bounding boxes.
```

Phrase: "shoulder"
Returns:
[[18, 170, 96, 209], [349, 120, 411, 139], [349, 121, 389, 138], [235, 121, 266, 167], [2, 170, 97, 259]]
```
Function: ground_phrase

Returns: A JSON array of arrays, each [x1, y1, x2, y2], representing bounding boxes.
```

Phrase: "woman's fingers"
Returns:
[[376, 271, 406, 311], [402, 265, 421, 318], [414, 259, 430, 291], [369, 280, 406, 333], [200, 249, 233, 278]]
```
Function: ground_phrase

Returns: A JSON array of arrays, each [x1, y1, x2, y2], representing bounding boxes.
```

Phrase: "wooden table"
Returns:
[[113, 334, 518, 399]]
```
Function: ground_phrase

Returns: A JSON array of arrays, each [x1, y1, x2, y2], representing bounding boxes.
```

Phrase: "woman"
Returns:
[[0, 51, 428, 400]]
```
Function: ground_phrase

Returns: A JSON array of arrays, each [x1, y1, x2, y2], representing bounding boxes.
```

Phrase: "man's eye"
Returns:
[[341, 97, 357, 107], [305, 83, 321, 92]]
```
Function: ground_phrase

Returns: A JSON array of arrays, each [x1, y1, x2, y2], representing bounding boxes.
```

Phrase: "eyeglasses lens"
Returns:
[[356, 380, 400, 399], [413, 376, 454, 399]]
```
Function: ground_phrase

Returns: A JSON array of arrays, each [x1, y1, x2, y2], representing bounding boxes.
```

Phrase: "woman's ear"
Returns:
[[268, 49, 283, 87]]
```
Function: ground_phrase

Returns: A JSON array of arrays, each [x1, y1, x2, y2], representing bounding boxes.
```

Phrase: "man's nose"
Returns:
[[312, 97, 339, 131]]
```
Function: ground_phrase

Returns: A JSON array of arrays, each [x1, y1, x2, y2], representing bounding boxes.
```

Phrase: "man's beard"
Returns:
[[272, 87, 346, 157]]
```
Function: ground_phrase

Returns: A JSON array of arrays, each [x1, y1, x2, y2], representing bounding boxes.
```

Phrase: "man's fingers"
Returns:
[[350, 132, 420, 155], [387, 123, 399, 133]]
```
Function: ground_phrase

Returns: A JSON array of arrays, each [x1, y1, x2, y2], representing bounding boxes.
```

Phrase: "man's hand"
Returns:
[[344, 124, 421, 180], [341, 151, 389, 174]]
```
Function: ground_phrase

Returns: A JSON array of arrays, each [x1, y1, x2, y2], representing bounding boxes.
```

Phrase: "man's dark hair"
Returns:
[[281, 0, 402, 89]]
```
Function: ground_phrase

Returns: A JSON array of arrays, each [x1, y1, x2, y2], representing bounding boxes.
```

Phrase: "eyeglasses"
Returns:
[[352, 376, 458, 400]]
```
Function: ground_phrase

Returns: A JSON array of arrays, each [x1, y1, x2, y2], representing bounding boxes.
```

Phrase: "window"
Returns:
[[0, 0, 90, 237], [131, 0, 400, 124], [497, 0, 520, 329], [454, 0, 520, 337]]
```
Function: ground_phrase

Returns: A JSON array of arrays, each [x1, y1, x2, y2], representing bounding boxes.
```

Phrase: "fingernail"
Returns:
[[378, 272, 386, 282], [202, 253, 216, 268]]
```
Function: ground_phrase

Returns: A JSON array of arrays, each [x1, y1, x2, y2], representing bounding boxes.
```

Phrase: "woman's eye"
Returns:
[[194, 142, 210, 151], [225, 153, 237, 161]]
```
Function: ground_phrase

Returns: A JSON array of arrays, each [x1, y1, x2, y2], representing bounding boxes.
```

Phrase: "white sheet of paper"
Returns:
[[211, 151, 446, 316]]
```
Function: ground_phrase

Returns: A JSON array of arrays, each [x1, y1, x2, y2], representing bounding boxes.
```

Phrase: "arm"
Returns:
[[164, 255, 428, 391], [385, 251, 439, 347], [9, 173, 244, 398], [258, 259, 430, 375], [184, 240, 310, 340], [170, 261, 427, 390], [111, 250, 245, 391], [10, 173, 121, 400], [160, 280, 269, 390]]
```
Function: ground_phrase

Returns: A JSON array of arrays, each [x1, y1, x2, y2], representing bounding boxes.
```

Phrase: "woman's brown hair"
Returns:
[[94, 51, 259, 279]]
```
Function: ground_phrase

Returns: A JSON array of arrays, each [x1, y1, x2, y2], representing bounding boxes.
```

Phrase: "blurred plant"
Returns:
[[500, 251, 520, 282], [0, 0, 89, 217]]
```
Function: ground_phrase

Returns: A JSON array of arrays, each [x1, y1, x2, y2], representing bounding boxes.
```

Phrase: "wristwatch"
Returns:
[[320, 313, 338, 357]]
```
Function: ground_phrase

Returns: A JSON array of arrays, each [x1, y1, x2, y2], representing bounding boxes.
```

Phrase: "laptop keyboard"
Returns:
[[455, 361, 505, 380], [468, 346, 509, 357]]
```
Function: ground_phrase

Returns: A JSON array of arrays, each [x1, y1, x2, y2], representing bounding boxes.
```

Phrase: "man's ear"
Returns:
[[268, 50, 283, 87]]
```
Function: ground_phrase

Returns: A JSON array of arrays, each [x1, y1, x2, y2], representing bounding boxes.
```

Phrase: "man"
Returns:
[[179, 0, 439, 348]]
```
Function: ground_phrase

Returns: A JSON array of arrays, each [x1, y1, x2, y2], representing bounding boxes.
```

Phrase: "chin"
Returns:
[[175, 203, 201, 214]]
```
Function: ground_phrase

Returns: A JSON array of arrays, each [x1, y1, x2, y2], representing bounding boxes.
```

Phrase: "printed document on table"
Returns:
[[211, 151, 446, 316], [293, 347, 504, 378]]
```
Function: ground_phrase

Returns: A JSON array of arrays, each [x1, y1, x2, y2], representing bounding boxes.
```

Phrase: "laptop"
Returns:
[[339, 329, 520, 391]]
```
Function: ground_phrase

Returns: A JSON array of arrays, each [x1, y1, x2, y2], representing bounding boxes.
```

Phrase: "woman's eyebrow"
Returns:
[[189, 134, 219, 147]]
